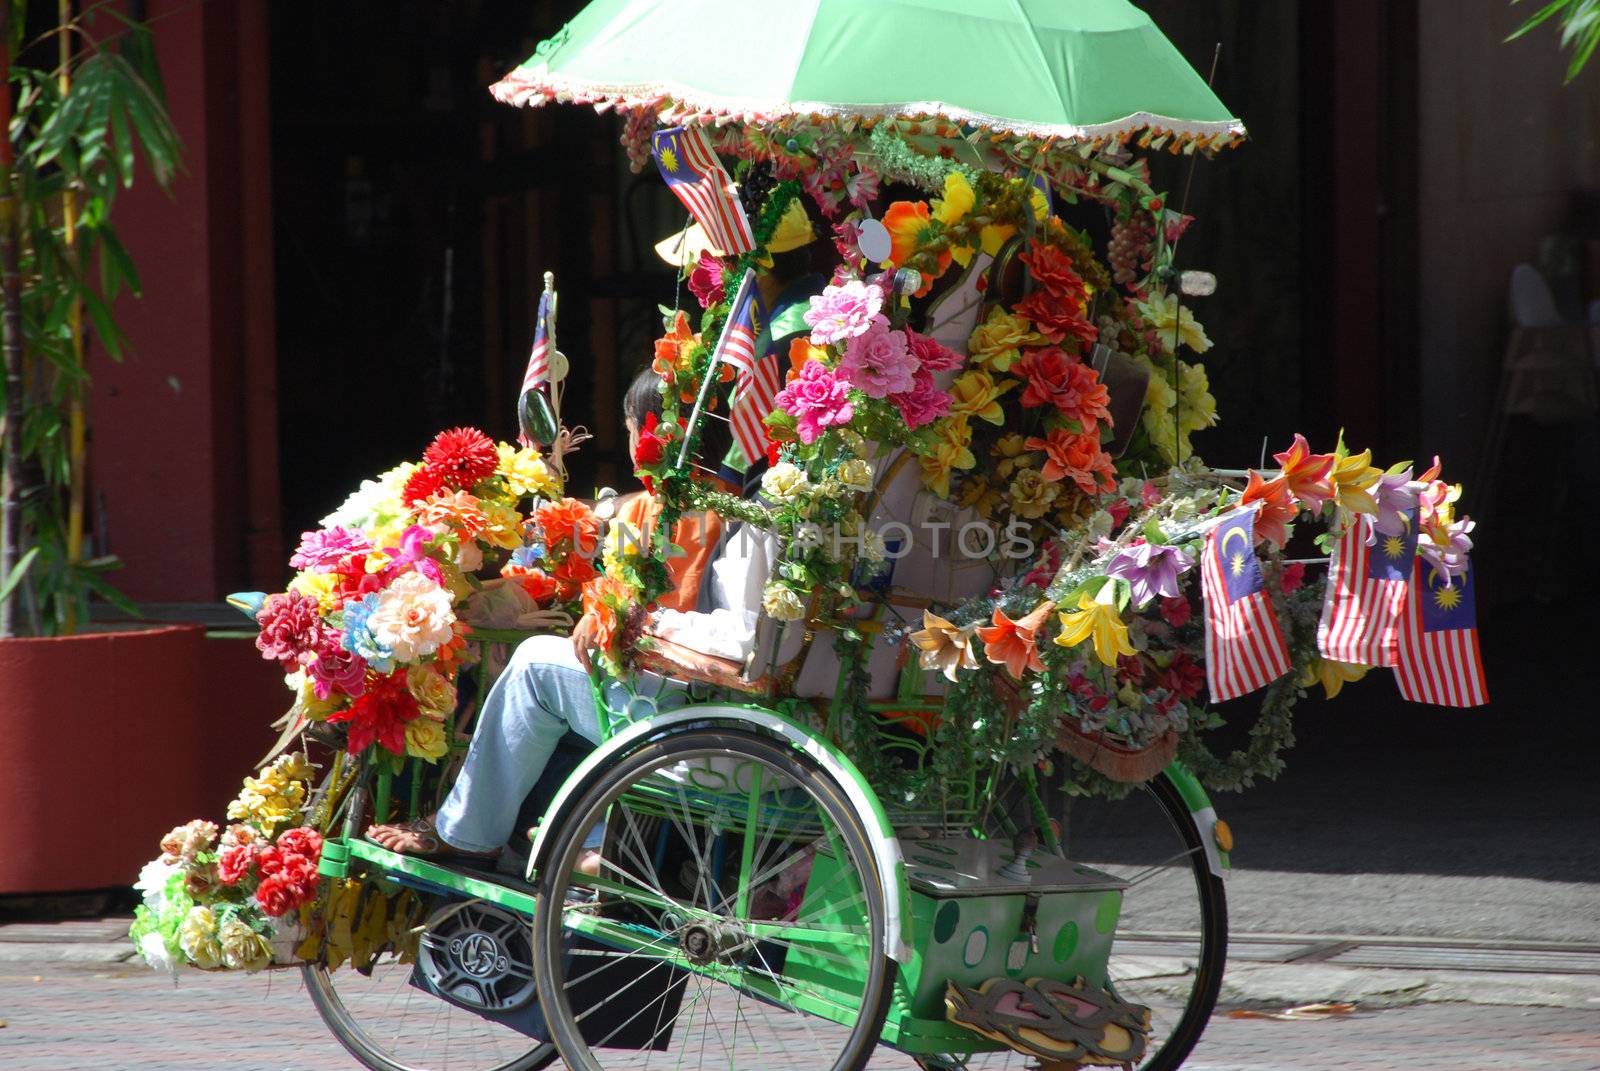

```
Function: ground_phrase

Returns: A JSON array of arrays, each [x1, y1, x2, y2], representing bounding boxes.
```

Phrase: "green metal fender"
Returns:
[[525, 703, 916, 963], [1162, 760, 1231, 878]]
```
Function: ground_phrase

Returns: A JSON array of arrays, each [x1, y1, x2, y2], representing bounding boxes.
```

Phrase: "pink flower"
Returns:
[[289, 526, 372, 573], [890, 369, 953, 430], [803, 280, 884, 345], [306, 632, 368, 700], [255, 591, 324, 671], [775, 361, 855, 444], [1140, 482, 1163, 508], [687, 251, 725, 308], [839, 316, 917, 399], [1278, 562, 1306, 594], [905, 328, 964, 373]]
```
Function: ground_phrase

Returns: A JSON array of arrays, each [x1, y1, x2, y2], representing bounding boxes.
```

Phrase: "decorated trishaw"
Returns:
[[129, 4, 1487, 1070]]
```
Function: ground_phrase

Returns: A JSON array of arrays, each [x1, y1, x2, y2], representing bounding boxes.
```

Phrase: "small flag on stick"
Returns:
[[517, 273, 558, 446], [652, 126, 755, 257], [715, 269, 776, 464], [1317, 511, 1416, 667], [1395, 557, 1488, 707], [1200, 506, 1293, 701]]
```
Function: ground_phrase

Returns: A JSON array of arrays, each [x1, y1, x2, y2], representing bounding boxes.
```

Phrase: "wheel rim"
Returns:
[[532, 731, 891, 1071], [915, 773, 1226, 1071], [304, 900, 555, 1071]]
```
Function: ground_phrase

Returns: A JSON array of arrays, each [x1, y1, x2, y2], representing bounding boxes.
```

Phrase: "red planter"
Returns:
[[0, 623, 288, 894]]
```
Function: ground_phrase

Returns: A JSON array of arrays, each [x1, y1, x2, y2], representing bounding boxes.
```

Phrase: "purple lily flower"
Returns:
[[1418, 518, 1474, 583], [1371, 468, 1420, 538], [1105, 542, 1195, 608]]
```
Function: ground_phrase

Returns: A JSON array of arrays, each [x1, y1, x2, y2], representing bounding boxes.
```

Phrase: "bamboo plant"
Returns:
[[0, 2, 180, 637]]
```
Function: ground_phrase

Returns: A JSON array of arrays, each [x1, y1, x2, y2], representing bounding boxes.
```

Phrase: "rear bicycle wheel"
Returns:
[[531, 726, 895, 1071], [912, 769, 1227, 1071]]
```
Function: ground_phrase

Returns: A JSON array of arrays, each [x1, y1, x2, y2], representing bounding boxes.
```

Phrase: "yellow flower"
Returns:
[[289, 571, 343, 614], [1330, 448, 1381, 517], [761, 583, 807, 622], [949, 370, 1016, 426], [478, 501, 525, 550], [179, 906, 222, 970], [1176, 360, 1218, 434], [918, 418, 976, 498], [837, 459, 875, 493], [968, 307, 1045, 374], [932, 171, 975, 227], [1299, 658, 1369, 700], [286, 672, 341, 723], [218, 916, 273, 972], [761, 461, 810, 503], [225, 754, 313, 833], [406, 665, 457, 719], [496, 442, 561, 499], [1054, 591, 1136, 667], [603, 518, 644, 570], [993, 433, 1034, 481], [1007, 468, 1061, 520], [1139, 293, 1213, 354], [404, 717, 450, 762]]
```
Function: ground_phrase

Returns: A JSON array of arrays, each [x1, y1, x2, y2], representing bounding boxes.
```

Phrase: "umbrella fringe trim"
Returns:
[[489, 69, 1247, 150]]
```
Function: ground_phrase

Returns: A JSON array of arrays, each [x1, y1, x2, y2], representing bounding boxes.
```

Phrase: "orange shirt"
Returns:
[[615, 492, 722, 613]]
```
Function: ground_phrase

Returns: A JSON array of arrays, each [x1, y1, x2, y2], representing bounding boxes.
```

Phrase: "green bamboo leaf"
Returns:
[[79, 285, 127, 361], [79, 567, 139, 618], [95, 224, 141, 299], [1566, 21, 1600, 78], [0, 548, 41, 606], [1507, 0, 1572, 40]]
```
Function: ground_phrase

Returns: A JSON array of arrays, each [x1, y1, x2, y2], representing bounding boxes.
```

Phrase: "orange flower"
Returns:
[[974, 601, 1055, 679], [1026, 427, 1116, 495], [416, 489, 487, 538], [882, 200, 950, 296], [513, 569, 560, 606], [652, 311, 699, 392], [580, 575, 633, 653], [1272, 434, 1336, 513], [536, 497, 599, 556], [551, 552, 599, 593], [429, 620, 475, 677], [1239, 471, 1298, 549], [788, 336, 827, 380]]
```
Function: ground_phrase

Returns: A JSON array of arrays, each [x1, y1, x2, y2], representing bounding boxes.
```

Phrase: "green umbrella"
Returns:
[[492, 0, 1243, 150]]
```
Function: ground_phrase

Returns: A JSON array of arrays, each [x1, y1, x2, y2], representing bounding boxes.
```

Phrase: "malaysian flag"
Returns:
[[1317, 511, 1417, 667], [715, 269, 774, 463], [1200, 506, 1293, 701], [652, 126, 755, 257], [517, 280, 555, 446], [1395, 557, 1488, 707]]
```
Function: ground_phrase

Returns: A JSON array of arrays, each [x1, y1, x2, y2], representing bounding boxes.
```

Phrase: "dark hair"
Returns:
[[623, 366, 665, 428]]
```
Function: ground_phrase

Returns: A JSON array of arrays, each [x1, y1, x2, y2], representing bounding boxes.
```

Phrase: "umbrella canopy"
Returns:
[[492, 0, 1244, 151]]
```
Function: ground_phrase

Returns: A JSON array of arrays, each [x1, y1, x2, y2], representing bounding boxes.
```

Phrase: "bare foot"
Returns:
[[522, 826, 601, 875], [367, 814, 498, 860]]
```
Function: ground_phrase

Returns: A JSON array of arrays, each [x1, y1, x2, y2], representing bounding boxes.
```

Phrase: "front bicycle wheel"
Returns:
[[304, 891, 557, 1071], [531, 726, 895, 1071], [914, 769, 1227, 1071]]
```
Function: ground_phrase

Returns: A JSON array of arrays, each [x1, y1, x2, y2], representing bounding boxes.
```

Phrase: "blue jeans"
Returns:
[[435, 634, 682, 853]]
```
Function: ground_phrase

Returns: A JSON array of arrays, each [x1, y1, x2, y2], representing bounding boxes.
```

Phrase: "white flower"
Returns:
[[135, 859, 179, 911], [761, 583, 807, 622], [455, 539, 484, 572], [837, 459, 875, 493], [1085, 510, 1115, 541], [761, 462, 810, 503], [861, 530, 888, 564], [368, 571, 456, 662], [138, 932, 178, 975], [321, 462, 415, 530]]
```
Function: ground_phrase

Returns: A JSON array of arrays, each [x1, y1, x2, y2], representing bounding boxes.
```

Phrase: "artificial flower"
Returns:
[[217, 917, 273, 972], [416, 489, 488, 540], [254, 590, 323, 672], [1016, 289, 1097, 350], [603, 519, 645, 572], [837, 459, 875, 493], [890, 370, 953, 430], [761, 583, 807, 622], [967, 307, 1045, 373], [1054, 590, 1136, 668], [1012, 348, 1111, 431], [1104, 542, 1195, 607], [288, 571, 344, 614], [1371, 467, 1420, 537], [787, 336, 830, 379], [305, 632, 368, 700], [341, 593, 396, 674], [536, 498, 600, 556], [975, 601, 1054, 679], [905, 327, 965, 373], [653, 311, 723, 400], [510, 568, 560, 605], [918, 418, 976, 498], [882, 200, 949, 293], [178, 906, 223, 970], [1176, 360, 1218, 435], [376, 525, 446, 587], [404, 716, 450, 762], [225, 757, 309, 835], [423, 427, 499, 489], [687, 250, 726, 307], [1007, 468, 1062, 520], [1330, 447, 1382, 517], [1138, 292, 1212, 354], [495, 442, 560, 498], [1299, 658, 1369, 700], [839, 316, 918, 398], [320, 462, 415, 531], [327, 669, 421, 756], [992, 433, 1034, 481], [803, 279, 884, 345], [552, 553, 599, 590], [401, 464, 448, 506], [1273, 434, 1336, 513], [367, 571, 456, 663], [761, 462, 811, 502], [949, 370, 1015, 425], [1153, 649, 1205, 700], [1239, 471, 1297, 549], [1279, 561, 1307, 593], [159, 820, 219, 866], [775, 360, 855, 444], [909, 610, 979, 682], [289, 527, 373, 574], [1019, 240, 1090, 307], [1025, 428, 1117, 495], [406, 665, 457, 719], [477, 501, 525, 551], [931, 170, 975, 227], [1418, 516, 1474, 582]]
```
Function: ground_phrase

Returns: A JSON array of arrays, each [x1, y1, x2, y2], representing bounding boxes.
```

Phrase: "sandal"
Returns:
[[366, 814, 500, 861]]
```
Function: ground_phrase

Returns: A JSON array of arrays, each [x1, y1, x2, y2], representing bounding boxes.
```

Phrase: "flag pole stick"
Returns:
[[543, 271, 561, 424], [675, 268, 756, 470]]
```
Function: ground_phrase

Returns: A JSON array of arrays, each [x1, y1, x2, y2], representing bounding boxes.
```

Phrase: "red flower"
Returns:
[[632, 412, 675, 469], [687, 251, 725, 308], [326, 670, 420, 756], [1025, 427, 1116, 494], [1020, 241, 1089, 307], [551, 553, 599, 589], [254, 591, 323, 671], [512, 569, 561, 605], [401, 465, 448, 506], [1016, 289, 1097, 350], [423, 427, 499, 489], [1013, 349, 1112, 433], [254, 875, 300, 918], [1116, 653, 1146, 685], [275, 827, 322, 860], [1154, 650, 1205, 701], [217, 844, 254, 886], [255, 845, 283, 877], [1159, 595, 1192, 628], [1279, 561, 1306, 594]]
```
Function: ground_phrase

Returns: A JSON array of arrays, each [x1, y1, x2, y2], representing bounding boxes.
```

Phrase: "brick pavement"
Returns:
[[3, 956, 1600, 1071]]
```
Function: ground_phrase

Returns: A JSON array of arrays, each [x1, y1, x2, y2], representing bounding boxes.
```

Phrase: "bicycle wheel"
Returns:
[[912, 769, 1227, 1071], [304, 896, 557, 1071], [531, 726, 895, 1071]]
